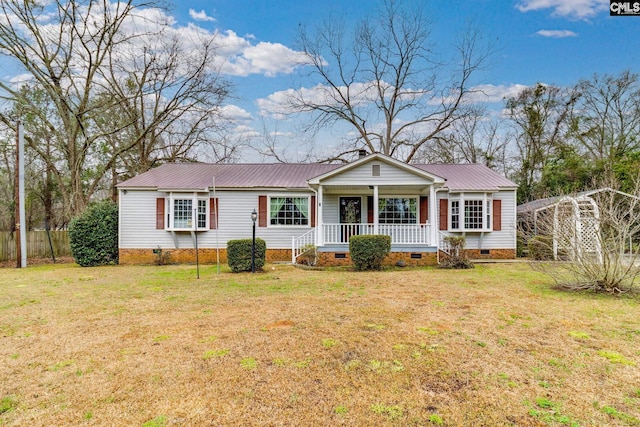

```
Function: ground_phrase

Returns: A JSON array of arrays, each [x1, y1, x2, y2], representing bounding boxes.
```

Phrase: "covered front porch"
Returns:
[[292, 224, 436, 264], [292, 184, 441, 263], [291, 153, 446, 265]]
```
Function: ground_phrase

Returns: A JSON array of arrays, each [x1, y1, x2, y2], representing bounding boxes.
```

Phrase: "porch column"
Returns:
[[429, 185, 437, 246], [373, 185, 379, 234], [316, 185, 324, 246]]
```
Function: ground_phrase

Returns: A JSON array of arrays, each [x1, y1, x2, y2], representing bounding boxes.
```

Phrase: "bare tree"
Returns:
[[0, 0, 230, 222], [505, 83, 578, 204], [0, 123, 15, 231], [569, 71, 640, 175], [422, 108, 510, 172], [99, 34, 230, 179], [286, 0, 493, 163]]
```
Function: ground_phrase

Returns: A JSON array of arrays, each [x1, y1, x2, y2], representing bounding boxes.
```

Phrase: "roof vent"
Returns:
[[358, 149, 367, 158]]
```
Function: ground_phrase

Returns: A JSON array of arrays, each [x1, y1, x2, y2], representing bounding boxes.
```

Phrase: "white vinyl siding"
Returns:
[[119, 189, 314, 250], [437, 190, 516, 250], [321, 161, 431, 186]]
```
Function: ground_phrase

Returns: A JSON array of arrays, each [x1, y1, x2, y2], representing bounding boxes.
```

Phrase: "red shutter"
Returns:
[[367, 196, 374, 223], [420, 196, 428, 223], [310, 196, 316, 227], [156, 198, 165, 229], [258, 195, 267, 227], [492, 199, 502, 231], [209, 198, 218, 230], [439, 199, 448, 231]]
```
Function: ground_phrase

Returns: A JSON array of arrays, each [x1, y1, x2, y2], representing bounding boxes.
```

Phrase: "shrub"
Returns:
[[296, 244, 318, 266], [349, 235, 391, 271], [440, 235, 473, 269], [69, 200, 118, 267], [528, 235, 553, 260], [227, 238, 266, 272]]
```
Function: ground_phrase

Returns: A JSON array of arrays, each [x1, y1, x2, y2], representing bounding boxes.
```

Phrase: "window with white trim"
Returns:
[[450, 194, 492, 231], [464, 200, 484, 229], [168, 194, 209, 230], [269, 196, 309, 226], [378, 197, 417, 224], [451, 200, 460, 229]]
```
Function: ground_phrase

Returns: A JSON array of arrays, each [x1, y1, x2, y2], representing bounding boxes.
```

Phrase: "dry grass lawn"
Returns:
[[1, 262, 639, 426]]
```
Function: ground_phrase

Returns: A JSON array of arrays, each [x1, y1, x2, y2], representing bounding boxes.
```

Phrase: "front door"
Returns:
[[340, 197, 361, 242]]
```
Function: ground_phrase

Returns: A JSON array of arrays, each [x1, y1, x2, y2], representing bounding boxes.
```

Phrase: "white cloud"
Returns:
[[256, 81, 384, 119], [536, 29, 578, 38], [257, 82, 529, 121], [430, 83, 532, 106], [9, 73, 34, 85], [515, 0, 609, 20], [214, 31, 312, 77], [232, 124, 260, 139], [466, 84, 530, 103], [219, 104, 253, 122], [189, 9, 215, 22], [2, 1, 311, 85]]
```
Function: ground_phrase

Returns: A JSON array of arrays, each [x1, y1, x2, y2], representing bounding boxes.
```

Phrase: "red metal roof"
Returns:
[[417, 164, 516, 191], [117, 161, 516, 191]]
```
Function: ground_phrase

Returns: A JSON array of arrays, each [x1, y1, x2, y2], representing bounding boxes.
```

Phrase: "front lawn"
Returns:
[[0, 263, 639, 426]]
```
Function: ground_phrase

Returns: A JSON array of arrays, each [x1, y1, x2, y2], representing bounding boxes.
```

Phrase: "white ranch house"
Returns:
[[117, 153, 517, 266]]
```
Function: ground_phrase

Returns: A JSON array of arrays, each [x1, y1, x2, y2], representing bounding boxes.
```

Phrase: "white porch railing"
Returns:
[[292, 229, 315, 263], [438, 231, 453, 256], [322, 223, 432, 245]]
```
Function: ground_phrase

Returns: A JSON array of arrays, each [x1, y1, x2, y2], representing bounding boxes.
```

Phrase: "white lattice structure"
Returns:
[[553, 196, 602, 263]]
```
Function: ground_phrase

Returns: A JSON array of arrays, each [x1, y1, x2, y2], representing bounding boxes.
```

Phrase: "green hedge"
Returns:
[[349, 234, 391, 271], [227, 238, 266, 272], [69, 200, 119, 267]]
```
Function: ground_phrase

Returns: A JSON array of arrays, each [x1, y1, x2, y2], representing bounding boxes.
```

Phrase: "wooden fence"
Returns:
[[0, 231, 71, 261]]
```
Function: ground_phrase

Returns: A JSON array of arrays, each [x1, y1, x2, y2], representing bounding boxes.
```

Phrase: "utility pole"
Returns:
[[14, 121, 26, 268], [14, 121, 20, 268]]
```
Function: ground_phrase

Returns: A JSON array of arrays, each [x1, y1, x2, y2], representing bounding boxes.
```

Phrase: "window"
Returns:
[[379, 198, 417, 224], [449, 194, 493, 231], [451, 200, 460, 229], [197, 199, 207, 228], [269, 196, 309, 226], [464, 200, 484, 229], [173, 199, 192, 229], [168, 194, 209, 230]]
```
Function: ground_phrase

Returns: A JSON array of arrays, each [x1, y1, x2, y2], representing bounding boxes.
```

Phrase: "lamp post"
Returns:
[[251, 209, 257, 273]]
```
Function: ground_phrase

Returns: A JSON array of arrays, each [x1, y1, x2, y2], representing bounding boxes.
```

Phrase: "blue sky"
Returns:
[[2, 0, 638, 161], [156, 0, 640, 159], [172, 0, 638, 102]]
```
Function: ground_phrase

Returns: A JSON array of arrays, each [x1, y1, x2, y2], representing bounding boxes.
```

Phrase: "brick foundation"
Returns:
[[317, 251, 438, 267], [119, 247, 515, 266], [463, 249, 516, 260]]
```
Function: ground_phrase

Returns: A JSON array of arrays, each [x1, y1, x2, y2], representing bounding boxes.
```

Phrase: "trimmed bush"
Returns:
[[440, 235, 473, 269], [227, 238, 266, 272], [349, 234, 391, 271], [528, 235, 554, 260], [69, 200, 119, 267]]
